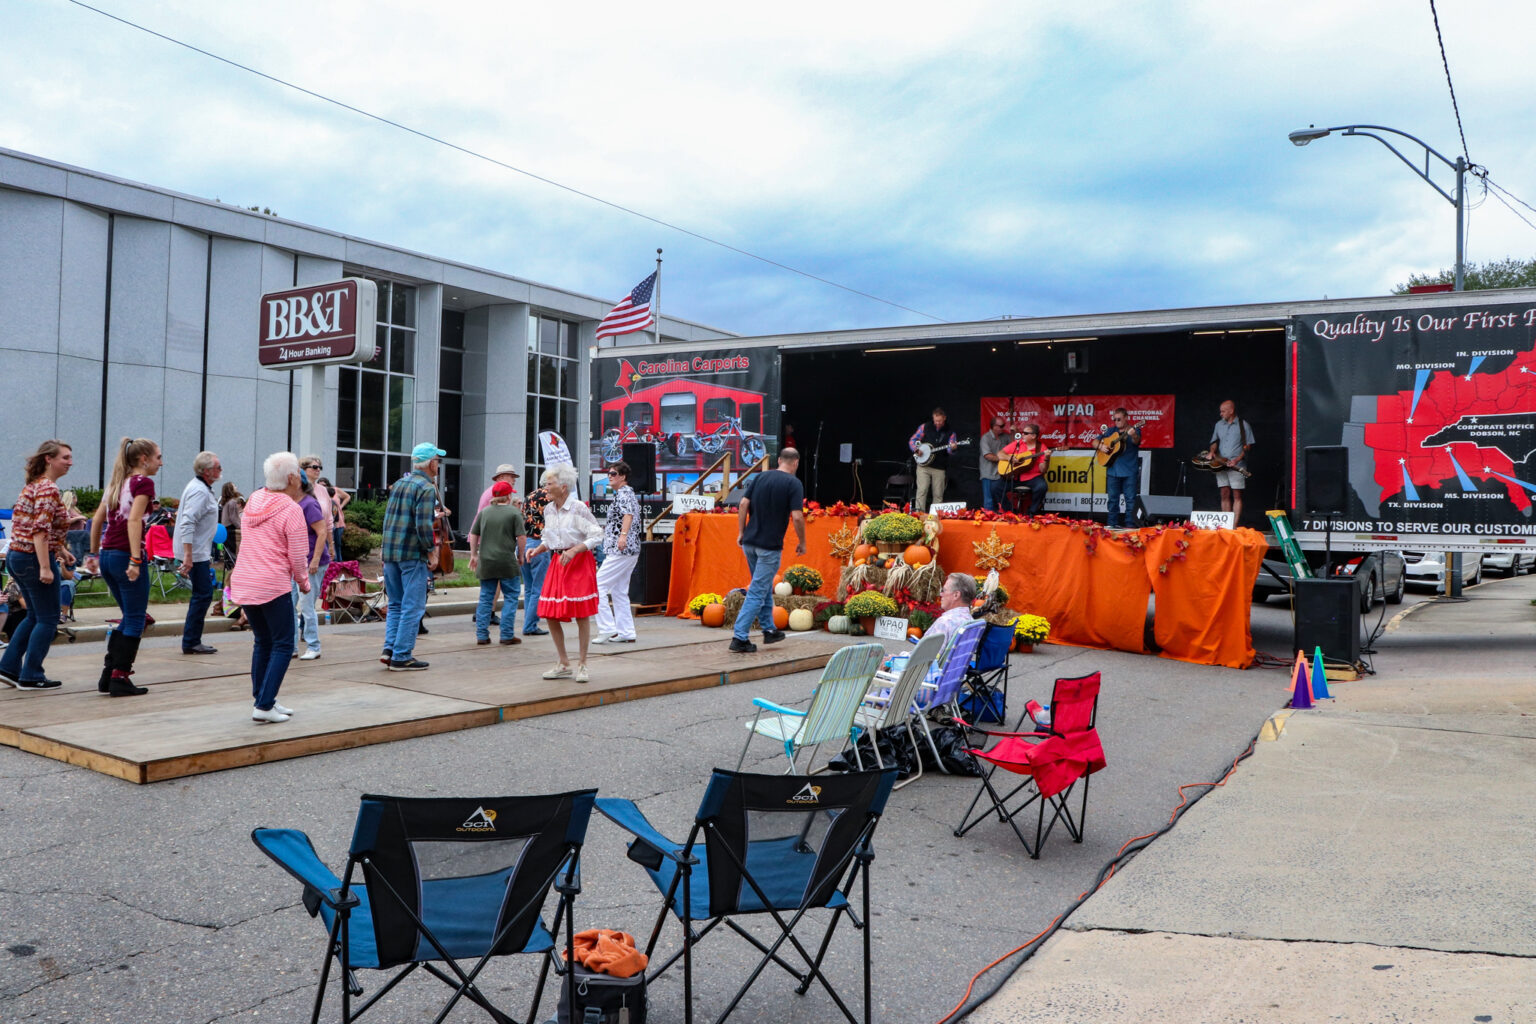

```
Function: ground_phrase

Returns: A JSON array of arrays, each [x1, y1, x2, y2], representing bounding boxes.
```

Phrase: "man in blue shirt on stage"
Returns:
[[1098, 408, 1141, 529]]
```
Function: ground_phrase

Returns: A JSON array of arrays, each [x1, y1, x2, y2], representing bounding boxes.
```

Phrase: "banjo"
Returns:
[[914, 437, 972, 467]]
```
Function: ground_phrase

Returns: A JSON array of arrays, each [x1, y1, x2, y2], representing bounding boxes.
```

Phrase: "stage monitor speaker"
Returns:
[[1140, 494, 1193, 524], [621, 443, 656, 494], [628, 539, 673, 607], [1293, 578, 1361, 666], [1304, 445, 1350, 515]]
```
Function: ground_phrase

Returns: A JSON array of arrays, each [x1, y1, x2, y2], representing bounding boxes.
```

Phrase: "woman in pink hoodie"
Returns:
[[226, 452, 310, 724]]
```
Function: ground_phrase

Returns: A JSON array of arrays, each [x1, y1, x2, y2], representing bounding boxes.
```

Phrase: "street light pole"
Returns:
[[1288, 123, 1467, 291], [1289, 123, 1472, 597]]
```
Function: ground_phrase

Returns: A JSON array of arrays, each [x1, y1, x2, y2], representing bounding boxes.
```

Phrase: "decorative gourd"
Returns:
[[774, 581, 794, 598], [854, 543, 878, 562], [827, 615, 851, 634], [903, 544, 933, 566], [701, 603, 726, 628], [772, 606, 790, 629], [788, 608, 815, 631], [906, 625, 923, 639]]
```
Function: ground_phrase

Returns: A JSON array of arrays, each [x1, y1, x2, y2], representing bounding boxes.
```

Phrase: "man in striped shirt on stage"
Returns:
[[380, 442, 445, 672]]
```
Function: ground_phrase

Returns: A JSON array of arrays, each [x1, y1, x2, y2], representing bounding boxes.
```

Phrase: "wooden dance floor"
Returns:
[[0, 619, 846, 783]]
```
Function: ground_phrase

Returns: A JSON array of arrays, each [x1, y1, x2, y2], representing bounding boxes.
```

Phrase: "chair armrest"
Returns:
[[751, 697, 806, 717], [594, 798, 696, 865], [950, 717, 1053, 741], [251, 828, 348, 908]]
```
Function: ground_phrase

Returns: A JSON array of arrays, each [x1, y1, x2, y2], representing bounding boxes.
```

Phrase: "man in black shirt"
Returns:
[[731, 448, 806, 653]]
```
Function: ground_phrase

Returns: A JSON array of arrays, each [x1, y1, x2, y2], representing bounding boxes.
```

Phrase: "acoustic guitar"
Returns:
[[1190, 451, 1252, 478], [997, 437, 1046, 476], [913, 437, 973, 467], [1094, 423, 1141, 468]]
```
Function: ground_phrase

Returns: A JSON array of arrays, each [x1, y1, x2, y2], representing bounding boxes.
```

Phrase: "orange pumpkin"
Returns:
[[701, 603, 726, 628], [906, 626, 923, 639], [772, 606, 790, 629], [854, 543, 878, 562], [903, 544, 933, 566], [854, 557, 867, 566]]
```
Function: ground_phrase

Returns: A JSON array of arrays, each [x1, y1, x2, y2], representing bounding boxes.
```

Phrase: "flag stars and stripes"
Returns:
[[596, 271, 658, 339]]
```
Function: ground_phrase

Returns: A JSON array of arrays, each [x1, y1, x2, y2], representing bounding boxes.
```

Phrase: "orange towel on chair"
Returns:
[[564, 929, 649, 979]]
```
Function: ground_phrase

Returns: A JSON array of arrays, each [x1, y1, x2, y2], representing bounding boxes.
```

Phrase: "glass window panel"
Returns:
[[527, 395, 539, 463], [442, 465, 460, 529], [559, 321, 572, 358], [388, 376, 414, 453], [539, 397, 558, 439], [539, 355, 560, 396], [703, 397, 736, 424], [372, 324, 387, 366], [390, 454, 410, 484], [438, 391, 462, 457], [557, 399, 574, 438], [441, 308, 464, 350], [360, 371, 386, 451], [373, 279, 390, 326], [337, 367, 358, 448], [389, 327, 413, 374], [440, 348, 463, 392], [335, 452, 356, 491], [528, 313, 539, 353], [359, 453, 385, 498], [391, 284, 416, 328], [539, 318, 559, 355]]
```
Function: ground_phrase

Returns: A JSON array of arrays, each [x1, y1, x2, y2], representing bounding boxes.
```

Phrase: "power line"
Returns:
[[1428, 0, 1470, 162], [63, 0, 948, 323]]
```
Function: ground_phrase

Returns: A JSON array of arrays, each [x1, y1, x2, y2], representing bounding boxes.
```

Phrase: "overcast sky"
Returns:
[[5, 0, 1536, 335]]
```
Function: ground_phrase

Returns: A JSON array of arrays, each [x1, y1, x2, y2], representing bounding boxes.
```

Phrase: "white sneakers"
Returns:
[[252, 706, 290, 724], [273, 701, 295, 716], [299, 650, 321, 661], [575, 664, 589, 684], [590, 635, 610, 645], [541, 664, 573, 679]]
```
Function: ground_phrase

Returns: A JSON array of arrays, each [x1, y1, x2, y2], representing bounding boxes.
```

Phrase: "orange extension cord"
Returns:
[[934, 736, 1260, 1024]]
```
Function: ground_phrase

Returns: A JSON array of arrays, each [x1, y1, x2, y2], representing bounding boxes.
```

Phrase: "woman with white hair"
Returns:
[[225, 452, 311, 723], [523, 463, 602, 683]]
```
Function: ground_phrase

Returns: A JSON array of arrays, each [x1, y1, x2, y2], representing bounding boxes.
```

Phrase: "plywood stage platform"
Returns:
[[0, 619, 847, 783]]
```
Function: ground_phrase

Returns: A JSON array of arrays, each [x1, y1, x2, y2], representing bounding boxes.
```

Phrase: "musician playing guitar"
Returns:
[[908, 406, 958, 512], [1207, 399, 1254, 522], [1097, 408, 1142, 528], [1002, 424, 1052, 516]]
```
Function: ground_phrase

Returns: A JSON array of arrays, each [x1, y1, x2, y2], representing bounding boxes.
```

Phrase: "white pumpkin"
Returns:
[[827, 615, 851, 634], [788, 608, 815, 631], [774, 581, 794, 598]]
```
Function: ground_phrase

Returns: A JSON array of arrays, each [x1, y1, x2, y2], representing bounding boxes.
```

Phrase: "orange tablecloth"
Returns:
[[667, 515, 1266, 668]]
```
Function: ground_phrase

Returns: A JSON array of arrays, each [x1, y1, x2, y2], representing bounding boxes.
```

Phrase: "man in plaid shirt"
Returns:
[[380, 442, 444, 671]]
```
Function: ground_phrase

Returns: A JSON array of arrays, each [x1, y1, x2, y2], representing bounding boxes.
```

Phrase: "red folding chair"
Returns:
[[952, 671, 1105, 859]]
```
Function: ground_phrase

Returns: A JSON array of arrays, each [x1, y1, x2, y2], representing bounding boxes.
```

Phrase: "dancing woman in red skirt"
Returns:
[[525, 463, 603, 683]]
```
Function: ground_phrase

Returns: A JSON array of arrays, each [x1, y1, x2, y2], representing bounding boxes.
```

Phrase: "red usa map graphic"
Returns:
[[1362, 347, 1536, 513]]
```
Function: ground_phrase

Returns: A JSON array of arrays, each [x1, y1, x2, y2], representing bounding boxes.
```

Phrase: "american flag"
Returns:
[[595, 272, 657, 340]]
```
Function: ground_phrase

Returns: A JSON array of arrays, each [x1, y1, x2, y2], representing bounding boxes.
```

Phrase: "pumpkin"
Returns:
[[772, 606, 790, 629], [907, 626, 923, 639], [903, 544, 933, 566], [854, 558, 867, 566], [854, 543, 878, 562], [700, 603, 726, 628], [774, 581, 794, 598], [827, 615, 851, 634], [788, 608, 815, 631]]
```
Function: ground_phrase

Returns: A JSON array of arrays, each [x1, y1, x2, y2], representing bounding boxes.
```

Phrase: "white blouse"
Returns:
[[540, 493, 604, 551]]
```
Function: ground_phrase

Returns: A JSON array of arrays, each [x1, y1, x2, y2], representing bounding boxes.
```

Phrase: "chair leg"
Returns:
[[892, 720, 923, 790]]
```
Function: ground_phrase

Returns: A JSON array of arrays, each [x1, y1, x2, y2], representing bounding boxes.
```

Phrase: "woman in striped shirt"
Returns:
[[225, 452, 312, 724], [0, 440, 76, 689]]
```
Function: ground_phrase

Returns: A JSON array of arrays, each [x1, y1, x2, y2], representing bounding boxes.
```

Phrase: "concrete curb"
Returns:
[[53, 596, 483, 645]]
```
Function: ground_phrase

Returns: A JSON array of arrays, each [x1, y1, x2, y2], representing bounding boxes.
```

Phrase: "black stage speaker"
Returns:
[[1304, 446, 1350, 515], [628, 539, 673, 606], [621, 442, 656, 494], [1140, 494, 1193, 524], [1294, 578, 1361, 666]]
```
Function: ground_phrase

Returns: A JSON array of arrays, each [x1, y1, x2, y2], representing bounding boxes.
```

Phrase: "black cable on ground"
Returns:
[[936, 726, 1265, 1023]]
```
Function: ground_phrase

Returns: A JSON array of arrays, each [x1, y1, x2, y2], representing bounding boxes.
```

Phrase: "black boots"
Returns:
[[106, 632, 148, 697]]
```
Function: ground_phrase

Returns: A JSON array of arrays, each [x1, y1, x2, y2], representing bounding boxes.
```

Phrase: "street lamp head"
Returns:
[[1288, 126, 1332, 146]]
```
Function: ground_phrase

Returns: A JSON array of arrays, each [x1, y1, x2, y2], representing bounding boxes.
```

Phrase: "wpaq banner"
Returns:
[[1293, 302, 1536, 541], [589, 347, 781, 499]]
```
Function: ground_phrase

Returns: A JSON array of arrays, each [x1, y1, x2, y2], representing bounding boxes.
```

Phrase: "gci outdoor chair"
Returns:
[[252, 789, 596, 1024], [910, 620, 987, 767], [953, 671, 1106, 859], [852, 630, 947, 788], [737, 643, 884, 774], [960, 621, 1015, 724], [596, 768, 898, 1024], [144, 523, 191, 599], [326, 566, 387, 624]]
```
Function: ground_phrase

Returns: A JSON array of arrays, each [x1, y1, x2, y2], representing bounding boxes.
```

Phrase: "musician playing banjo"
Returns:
[[908, 406, 958, 511], [1097, 408, 1142, 528], [1207, 399, 1254, 522]]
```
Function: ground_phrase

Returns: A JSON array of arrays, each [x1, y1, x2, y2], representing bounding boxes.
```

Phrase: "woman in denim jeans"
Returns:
[[87, 437, 162, 697], [0, 440, 76, 689]]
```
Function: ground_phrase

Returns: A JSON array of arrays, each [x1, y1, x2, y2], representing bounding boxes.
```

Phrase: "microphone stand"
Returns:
[[812, 419, 824, 500]]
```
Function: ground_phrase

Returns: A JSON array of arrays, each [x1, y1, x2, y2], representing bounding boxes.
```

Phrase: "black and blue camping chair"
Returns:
[[960, 621, 1015, 724], [252, 789, 596, 1024], [596, 769, 897, 1024]]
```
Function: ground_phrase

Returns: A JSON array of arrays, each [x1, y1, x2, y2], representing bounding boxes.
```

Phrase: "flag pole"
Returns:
[[653, 248, 663, 347]]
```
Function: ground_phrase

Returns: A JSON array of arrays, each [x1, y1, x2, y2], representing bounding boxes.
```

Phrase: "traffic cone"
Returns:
[[1289, 652, 1313, 709], [1311, 646, 1331, 699]]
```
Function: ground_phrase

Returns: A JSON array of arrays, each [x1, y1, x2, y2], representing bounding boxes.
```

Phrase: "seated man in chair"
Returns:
[[924, 572, 977, 641]]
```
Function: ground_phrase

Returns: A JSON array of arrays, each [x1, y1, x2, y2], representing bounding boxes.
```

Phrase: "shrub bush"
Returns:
[[346, 498, 387, 532], [69, 486, 102, 516], [337, 525, 382, 562]]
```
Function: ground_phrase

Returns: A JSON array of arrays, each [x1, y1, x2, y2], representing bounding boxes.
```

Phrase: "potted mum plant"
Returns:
[[844, 590, 898, 635], [1011, 613, 1050, 652], [863, 512, 925, 555], [782, 564, 824, 595]]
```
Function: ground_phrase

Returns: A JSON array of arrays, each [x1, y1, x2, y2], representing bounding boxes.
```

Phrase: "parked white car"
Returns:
[[1403, 550, 1483, 591], [1481, 549, 1536, 576]]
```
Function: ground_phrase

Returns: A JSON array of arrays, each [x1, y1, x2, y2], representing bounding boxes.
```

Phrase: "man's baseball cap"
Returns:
[[411, 442, 447, 462], [493, 463, 520, 478], [491, 480, 513, 497]]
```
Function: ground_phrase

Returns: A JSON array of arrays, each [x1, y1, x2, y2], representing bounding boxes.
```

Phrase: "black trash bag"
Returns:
[[825, 725, 918, 778], [924, 723, 982, 776]]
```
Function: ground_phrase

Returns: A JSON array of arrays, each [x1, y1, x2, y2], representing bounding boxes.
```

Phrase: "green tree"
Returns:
[[1393, 256, 1536, 293]]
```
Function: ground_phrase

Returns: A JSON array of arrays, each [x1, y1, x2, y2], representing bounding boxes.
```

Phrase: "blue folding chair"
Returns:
[[597, 769, 898, 1024], [960, 622, 1015, 723], [253, 789, 596, 1024], [911, 620, 988, 768]]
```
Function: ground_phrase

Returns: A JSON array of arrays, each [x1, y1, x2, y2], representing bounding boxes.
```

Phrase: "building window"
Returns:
[[335, 278, 417, 500], [526, 313, 579, 478], [438, 309, 465, 522]]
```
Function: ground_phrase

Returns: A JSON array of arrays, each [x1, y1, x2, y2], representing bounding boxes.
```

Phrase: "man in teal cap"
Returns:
[[380, 442, 444, 670]]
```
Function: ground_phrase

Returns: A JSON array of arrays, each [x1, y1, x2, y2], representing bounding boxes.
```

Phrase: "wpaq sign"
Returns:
[[258, 278, 378, 367]]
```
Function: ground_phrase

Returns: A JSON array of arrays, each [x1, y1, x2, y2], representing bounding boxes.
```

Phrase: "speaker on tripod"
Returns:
[[1304, 446, 1350, 515]]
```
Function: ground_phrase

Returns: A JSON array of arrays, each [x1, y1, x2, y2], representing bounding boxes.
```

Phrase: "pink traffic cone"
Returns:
[[1289, 653, 1313, 709], [1311, 646, 1331, 699]]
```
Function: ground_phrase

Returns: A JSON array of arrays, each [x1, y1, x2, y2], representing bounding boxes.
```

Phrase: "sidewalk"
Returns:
[[971, 574, 1536, 1022]]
